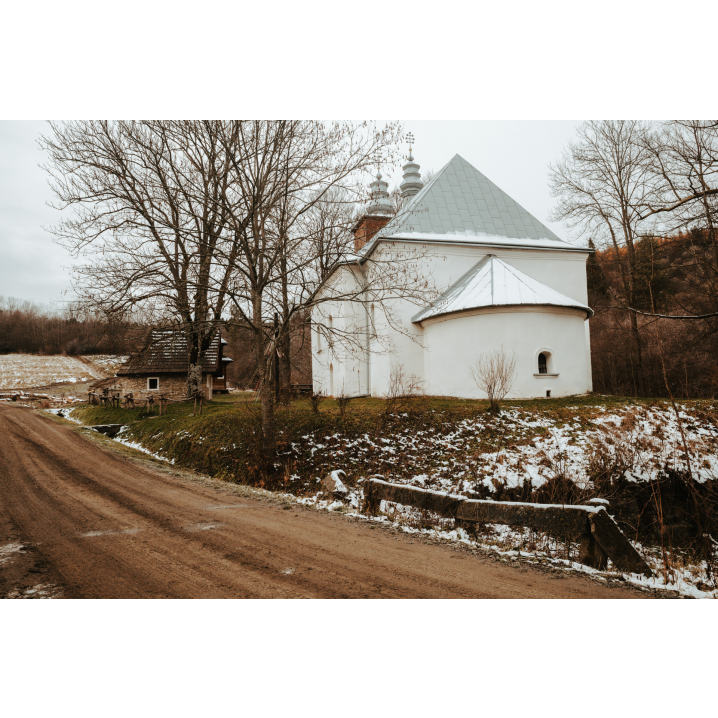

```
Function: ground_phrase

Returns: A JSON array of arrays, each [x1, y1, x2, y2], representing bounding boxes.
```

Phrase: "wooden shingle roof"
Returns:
[[117, 330, 222, 376]]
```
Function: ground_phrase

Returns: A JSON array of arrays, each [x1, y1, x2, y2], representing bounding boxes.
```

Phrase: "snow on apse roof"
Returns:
[[411, 255, 592, 324], [380, 154, 576, 247]]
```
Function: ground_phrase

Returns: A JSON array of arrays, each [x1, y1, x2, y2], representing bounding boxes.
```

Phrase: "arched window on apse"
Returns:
[[538, 353, 548, 375]]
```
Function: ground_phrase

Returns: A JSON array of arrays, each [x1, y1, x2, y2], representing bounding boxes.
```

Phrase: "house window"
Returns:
[[538, 353, 548, 375], [147, 377, 159, 390], [546, 390, 551, 398]]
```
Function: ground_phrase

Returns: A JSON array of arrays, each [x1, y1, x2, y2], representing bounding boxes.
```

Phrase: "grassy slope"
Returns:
[[71, 393, 716, 495]]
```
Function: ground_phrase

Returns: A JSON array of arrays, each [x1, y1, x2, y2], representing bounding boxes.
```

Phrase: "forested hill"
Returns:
[[588, 229, 718, 398], [0, 297, 131, 355]]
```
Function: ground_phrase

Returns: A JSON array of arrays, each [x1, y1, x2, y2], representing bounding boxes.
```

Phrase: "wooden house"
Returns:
[[116, 330, 233, 401]]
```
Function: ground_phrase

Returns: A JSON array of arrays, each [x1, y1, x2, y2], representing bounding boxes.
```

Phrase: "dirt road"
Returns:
[[0, 405, 648, 599]]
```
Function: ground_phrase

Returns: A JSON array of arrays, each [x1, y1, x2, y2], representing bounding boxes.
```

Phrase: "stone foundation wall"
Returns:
[[113, 373, 211, 402]]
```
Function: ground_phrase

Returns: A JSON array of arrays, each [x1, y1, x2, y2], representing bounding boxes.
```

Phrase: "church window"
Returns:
[[546, 390, 551, 398], [538, 353, 548, 374]]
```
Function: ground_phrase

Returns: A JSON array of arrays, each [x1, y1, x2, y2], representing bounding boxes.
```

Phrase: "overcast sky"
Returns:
[[0, 120, 582, 306]]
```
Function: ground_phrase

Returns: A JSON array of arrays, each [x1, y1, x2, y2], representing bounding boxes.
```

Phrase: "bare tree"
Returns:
[[470, 348, 517, 412], [40, 121, 250, 396], [42, 120, 435, 470], [634, 121, 718, 320], [636, 121, 718, 224], [214, 121, 412, 463], [549, 120, 655, 394]]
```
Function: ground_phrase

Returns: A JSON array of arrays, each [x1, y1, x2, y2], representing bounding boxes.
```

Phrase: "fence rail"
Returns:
[[362, 478, 652, 576]]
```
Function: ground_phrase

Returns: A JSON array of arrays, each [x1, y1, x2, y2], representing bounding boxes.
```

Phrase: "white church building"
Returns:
[[311, 151, 593, 400]]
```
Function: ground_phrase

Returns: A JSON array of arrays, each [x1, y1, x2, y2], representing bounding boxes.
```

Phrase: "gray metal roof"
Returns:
[[412, 255, 592, 324], [380, 154, 569, 246]]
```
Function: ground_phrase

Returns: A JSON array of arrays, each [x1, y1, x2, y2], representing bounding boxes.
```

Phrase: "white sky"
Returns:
[[0, 120, 582, 306]]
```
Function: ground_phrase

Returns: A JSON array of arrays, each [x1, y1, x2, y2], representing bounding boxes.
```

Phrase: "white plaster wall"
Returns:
[[311, 265, 371, 397], [312, 241, 593, 399], [422, 306, 591, 399]]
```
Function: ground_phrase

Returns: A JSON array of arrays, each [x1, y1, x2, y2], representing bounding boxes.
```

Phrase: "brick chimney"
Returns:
[[353, 170, 393, 251], [353, 215, 392, 251]]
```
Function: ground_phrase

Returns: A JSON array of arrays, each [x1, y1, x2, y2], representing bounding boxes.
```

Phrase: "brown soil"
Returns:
[[0, 404, 652, 599]]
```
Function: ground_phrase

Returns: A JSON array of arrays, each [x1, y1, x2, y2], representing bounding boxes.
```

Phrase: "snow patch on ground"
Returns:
[[295, 483, 717, 599], [87, 355, 128, 371], [46, 407, 84, 423], [288, 404, 718, 494], [6, 583, 63, 599], [0, 543, 25, 566], [114, 426, 175, 464]]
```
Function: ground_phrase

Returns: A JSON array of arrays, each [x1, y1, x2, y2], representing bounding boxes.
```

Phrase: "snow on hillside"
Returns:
[[0, 355, 104, 389], [289, 403, 718, 494]]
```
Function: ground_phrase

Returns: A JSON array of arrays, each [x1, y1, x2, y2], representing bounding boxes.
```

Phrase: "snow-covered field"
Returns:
[[0, 354, 103, 389], [87, 355, 128, 373]]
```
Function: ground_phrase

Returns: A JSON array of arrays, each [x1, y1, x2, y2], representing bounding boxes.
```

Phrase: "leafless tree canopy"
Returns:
[[551, 120, 718, 399], [41, 120, 441, 463]]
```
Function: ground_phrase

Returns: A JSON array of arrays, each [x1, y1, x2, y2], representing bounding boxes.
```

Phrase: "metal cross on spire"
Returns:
[[406, 132, 415, 157]]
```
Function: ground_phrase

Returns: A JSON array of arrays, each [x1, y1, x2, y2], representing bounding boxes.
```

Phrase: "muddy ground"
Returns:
[[0, 404, 656, 599]]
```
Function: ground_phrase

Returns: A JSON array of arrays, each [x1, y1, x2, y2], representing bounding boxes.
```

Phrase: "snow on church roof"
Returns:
[[375, 154, 582, 251], [411, 255, 592, 324]]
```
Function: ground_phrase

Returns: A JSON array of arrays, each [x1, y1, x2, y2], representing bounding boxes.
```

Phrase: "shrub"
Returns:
[[470, 348, 517, 413]]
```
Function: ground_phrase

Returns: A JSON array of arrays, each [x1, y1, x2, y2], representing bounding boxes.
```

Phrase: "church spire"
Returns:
[[400, 132, 424, 200], [366, 169, 392, 216]]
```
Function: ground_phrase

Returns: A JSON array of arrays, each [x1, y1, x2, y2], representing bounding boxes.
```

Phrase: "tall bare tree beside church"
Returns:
[[549, 120, 655, 394], [213, 121, 413, 462], [40, 120, 252, 397]]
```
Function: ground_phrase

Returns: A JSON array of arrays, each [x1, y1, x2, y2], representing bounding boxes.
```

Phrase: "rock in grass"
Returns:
[[323, 470, 349, 500]]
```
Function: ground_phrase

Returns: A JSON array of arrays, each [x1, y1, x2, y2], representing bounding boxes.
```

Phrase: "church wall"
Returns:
[[311, 265, 371, 397], [311, 242, 594, 400], [422, 306, 590, 399], [362, 241, 591, 398]]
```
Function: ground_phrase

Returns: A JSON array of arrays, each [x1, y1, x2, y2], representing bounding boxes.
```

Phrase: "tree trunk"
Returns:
[[260, 379, 276, 469], [279, 243, 292, 404], [252, 292, 277, 467], [628, 309, 645, 396], [187, 327, 205, 397], [187, 361, 204, 397], [280, 330, 291, 403]]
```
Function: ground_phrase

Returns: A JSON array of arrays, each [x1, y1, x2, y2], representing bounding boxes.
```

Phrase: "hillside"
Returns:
[[589, 230, 718, 398], [64, 393, 718, 597]]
